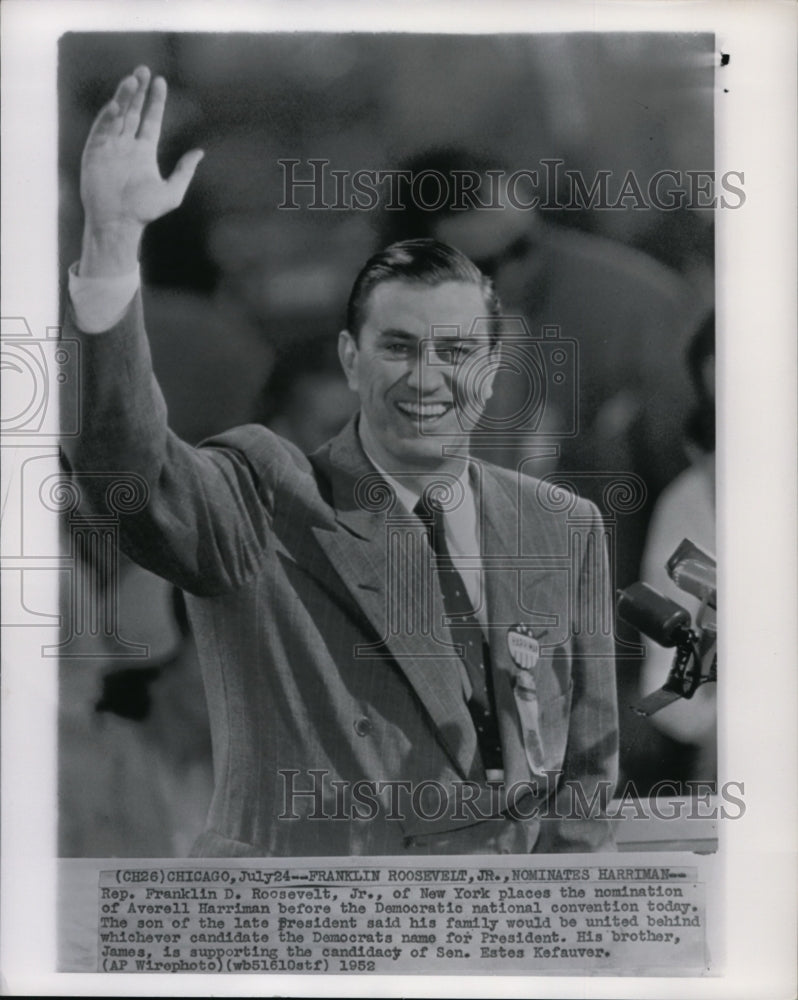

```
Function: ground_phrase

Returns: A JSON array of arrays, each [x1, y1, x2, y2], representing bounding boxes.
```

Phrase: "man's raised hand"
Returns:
[[79, 66, 204, 277]]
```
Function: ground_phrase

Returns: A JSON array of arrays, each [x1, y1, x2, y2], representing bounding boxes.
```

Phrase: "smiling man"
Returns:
[[339, 249, 500, 478], [62, 66, 618, 856]]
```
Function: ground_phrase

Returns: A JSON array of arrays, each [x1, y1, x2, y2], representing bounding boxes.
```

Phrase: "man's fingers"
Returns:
[[85, 99, 123, 144], [138, 75, 168, 143], [121, 65, 151, 136], [112, 73, 139, 119], [165, 148, 205, 205], [87, 72, 136, 143], [86, 71, 141, 145]]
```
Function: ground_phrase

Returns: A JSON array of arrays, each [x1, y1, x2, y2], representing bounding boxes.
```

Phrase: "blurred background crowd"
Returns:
[[57, 31, 716, 856]]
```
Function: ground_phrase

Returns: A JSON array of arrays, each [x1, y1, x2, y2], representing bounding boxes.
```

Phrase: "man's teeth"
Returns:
[[396, 401, 450, 418]]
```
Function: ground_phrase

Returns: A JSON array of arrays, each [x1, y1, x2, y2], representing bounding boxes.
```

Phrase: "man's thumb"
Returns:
[[166, 149, 205, 205]]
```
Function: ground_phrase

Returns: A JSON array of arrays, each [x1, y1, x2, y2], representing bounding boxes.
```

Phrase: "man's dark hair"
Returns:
[[346, 237, 502, 345]]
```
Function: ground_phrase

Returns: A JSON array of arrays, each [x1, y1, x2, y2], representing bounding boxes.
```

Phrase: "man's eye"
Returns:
[[385, 343, 412, 357], [435, 342, 477, 363]]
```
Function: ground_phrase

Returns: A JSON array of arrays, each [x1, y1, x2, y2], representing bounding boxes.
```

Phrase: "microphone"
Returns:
[[666, 538, 716, 609], [615, 581, 692, 648], [616, 541, 717, 717]]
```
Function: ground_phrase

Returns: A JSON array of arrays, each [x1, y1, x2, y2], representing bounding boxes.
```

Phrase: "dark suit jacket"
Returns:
[[62, 292, 618, 856]]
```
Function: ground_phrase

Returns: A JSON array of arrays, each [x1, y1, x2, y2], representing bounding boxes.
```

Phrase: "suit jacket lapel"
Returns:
[[309, 419, 481, 781], [480, 466, 561, 791]]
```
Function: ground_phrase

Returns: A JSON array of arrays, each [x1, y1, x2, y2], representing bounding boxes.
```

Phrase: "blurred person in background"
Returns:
[[639, 312, 716, 783], [253, 333, 359, 454], [58, 550, 214, 857]]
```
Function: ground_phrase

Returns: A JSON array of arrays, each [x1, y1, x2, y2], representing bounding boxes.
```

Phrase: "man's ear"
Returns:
[[338, 329, 359, 392], [477, 342, 500, 402]]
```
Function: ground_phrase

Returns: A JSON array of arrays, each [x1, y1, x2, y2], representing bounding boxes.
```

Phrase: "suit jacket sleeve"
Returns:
[[535, 499, 619, 852], [60, 290, 293, 596]]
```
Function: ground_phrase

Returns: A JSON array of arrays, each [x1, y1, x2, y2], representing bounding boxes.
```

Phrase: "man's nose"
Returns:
[[405, 347, 448, 393]]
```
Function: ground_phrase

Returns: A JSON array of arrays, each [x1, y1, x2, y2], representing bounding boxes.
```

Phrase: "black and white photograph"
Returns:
[[55, 28, 719, 860], [1, 1, 796, 996]]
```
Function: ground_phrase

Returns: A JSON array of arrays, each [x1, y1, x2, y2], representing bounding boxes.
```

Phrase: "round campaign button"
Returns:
[[353, 716, 373, 737]]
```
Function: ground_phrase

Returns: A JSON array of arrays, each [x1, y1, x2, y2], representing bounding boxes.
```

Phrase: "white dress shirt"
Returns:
[[361, 448, 486, 628]]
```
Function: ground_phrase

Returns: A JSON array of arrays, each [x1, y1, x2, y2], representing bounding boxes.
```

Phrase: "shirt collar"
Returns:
[[358, 435, 472, 515]]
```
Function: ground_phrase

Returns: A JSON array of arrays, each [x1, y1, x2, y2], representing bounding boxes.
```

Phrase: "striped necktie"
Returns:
[[414, 491, 502, 771]]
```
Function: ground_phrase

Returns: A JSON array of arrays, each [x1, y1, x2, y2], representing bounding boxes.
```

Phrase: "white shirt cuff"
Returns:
[[68, 261, 140, 334]]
